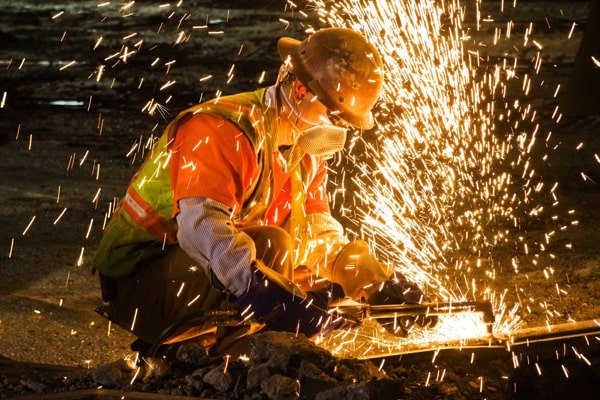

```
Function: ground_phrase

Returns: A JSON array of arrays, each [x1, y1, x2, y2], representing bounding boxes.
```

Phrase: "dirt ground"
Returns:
[[0, 1, 599, 399]]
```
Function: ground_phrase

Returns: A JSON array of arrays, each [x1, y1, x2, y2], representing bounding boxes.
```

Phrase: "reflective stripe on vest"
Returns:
[[121, 186, 178, 244], [120, 89, 275, 242]]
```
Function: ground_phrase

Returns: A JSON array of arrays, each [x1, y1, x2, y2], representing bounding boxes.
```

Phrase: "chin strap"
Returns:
[[279, 85, 324, 127]]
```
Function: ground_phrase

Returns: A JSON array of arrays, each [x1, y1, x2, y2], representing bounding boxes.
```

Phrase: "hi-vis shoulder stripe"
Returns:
[[124, 191, 147, 219], [121, 187, 178, 244]]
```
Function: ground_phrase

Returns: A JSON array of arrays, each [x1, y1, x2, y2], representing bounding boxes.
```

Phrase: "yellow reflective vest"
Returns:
[[94, 89, 278, 279]]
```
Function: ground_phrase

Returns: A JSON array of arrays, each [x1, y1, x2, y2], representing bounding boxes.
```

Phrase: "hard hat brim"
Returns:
[[277, 36, 375, 130]]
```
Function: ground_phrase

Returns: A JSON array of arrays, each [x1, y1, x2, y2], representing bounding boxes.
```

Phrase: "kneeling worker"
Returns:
[[94, 27, 430, 350]]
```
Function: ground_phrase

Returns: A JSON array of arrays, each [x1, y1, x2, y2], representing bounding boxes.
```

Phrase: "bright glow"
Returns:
[[307, 0, 568, 355]]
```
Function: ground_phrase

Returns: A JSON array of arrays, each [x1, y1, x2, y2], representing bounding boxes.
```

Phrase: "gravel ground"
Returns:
[[0, 1, 599, 399]]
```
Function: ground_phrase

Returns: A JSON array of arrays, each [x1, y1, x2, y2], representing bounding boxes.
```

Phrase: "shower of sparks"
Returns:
[[318, 314, 500, 359], [308, 0, 572, 352], [18, 0, 586, 362]]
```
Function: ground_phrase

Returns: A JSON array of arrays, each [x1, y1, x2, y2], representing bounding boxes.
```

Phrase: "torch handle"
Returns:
[[336, 301, 494, 323]]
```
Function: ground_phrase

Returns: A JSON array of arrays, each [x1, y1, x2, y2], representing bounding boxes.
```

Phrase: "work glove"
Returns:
[[234, 263, 359, 338], [330, 240, 392, 300], [367, 275, 438, 337]]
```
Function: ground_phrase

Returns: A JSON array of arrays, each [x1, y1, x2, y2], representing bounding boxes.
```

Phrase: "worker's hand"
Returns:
[[367, 275, 438, 337], [234, 263, 359, 338], [330, 240, 392, 300]]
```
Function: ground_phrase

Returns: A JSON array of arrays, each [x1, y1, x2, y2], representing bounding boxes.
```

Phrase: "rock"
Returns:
[[203, 365, 232, 392], [261, 374, 299, 400], [296, 360, 339, 399], [175, 342, 210, 366], [185, 374, 204, 391], [19, 379, 46, 393], [249, 332, 332, 366], [200, 388, 216, 398], [192, 366, 211, 378], [441, 384, 459, 394], [331, 359, 385, 382], [244, 393, 265, 400], [169, 387, 185, 396], [143, 357, 172, 381], [91, 360, 133, 388], [141, 382, 156, 391], [267, 351, 293, 372], [297, 360, 336, 382], [441, 369, 461, 383], [299, 377, 340, 400], [247, 363, 271, 389], [315, 382, 370, 400]]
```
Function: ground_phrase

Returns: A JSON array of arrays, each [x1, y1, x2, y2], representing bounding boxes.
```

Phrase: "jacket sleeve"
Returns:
[[169, 113, 257, 217], [170, 113, 258, 297], [176, 197, 254, 297], [298, 159, 349, 286]]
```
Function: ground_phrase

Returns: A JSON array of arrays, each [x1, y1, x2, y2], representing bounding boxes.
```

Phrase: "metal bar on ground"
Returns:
[[8, 388, 212, 400]]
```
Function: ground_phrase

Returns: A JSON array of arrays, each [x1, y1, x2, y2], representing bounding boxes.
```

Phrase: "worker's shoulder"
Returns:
[[177, 109, 242, 133], [174, 110, 254, 153]]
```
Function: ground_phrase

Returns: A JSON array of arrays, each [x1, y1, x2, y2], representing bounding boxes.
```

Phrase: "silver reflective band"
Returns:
[[124, 191, 148, 219]]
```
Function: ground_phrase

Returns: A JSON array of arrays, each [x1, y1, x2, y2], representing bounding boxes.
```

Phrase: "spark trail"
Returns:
[[308, 0, 571, 349]]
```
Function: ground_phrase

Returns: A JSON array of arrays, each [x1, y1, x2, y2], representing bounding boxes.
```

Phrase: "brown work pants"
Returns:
[[104, 225, 294, 345]]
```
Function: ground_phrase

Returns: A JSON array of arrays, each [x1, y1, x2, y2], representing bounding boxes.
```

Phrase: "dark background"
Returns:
[[0, 1, 598, 398]]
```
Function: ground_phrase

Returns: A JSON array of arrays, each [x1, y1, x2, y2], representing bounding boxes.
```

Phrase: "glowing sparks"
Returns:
[[131, 307, 139, 331], [76, 247, 85, 267], [20, 0, 585, 363], [306, 0, 574, 355], [53, 208, 68, 225], [567, 22, 577, 39], [320, 313, 498, 359], [59, 61, 76, 71], [8, 238, 14, 258], [22, 216, 36, 236]]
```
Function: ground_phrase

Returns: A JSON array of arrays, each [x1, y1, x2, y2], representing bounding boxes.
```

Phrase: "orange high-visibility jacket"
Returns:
[[94, 88, 330, 279]]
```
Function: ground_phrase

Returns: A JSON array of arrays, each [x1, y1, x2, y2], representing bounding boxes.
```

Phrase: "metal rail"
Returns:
[[357, 318, 600, 359], [502, 318, 600, 346], [7, 388, 208, 399]]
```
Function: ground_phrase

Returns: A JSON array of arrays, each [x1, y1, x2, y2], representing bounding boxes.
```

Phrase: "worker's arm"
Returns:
[[177, 196, 357, 337], [297, 158, 349, 285], [170, 113, 258, 296], [176, 197, 254, 297], [300, 159, 431, 324], [172, 115, 356, 336]]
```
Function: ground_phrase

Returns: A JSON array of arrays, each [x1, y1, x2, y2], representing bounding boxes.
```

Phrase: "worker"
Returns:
[[94, 27, 432, 351]]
